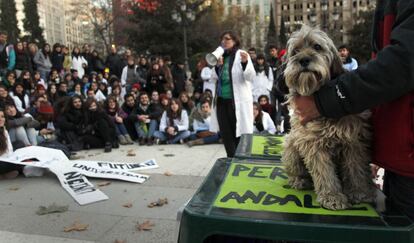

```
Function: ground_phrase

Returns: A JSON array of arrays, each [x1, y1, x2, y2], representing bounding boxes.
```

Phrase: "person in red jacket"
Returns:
[[291, 0, 414, 219]]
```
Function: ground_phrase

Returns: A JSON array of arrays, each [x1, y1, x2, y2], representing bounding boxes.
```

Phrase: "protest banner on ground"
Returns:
[[0, 146, 158, 205]]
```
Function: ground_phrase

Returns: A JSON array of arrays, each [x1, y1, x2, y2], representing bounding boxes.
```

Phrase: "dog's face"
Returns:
[[284, 25, 343, 96]]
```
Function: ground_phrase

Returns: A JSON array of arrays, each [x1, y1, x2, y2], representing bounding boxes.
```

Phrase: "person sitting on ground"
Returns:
[[0, 109, 23, 180], [153, 98, 190, 144], [35, 101, 56, 142], [121, 93, 140, 140], [4, 102, 39, 146], [187, 99, 220, 147], [258, 94, 275, 123], [9, 83, 30, 113], [253, 102, 276, 135], [135, 92, 162, 145], [83, 98, 118, 153], [104, 96, 134, 145]]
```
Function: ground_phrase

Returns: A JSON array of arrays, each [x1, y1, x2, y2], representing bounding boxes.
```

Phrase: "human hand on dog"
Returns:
[[293, 95, 321, 125]]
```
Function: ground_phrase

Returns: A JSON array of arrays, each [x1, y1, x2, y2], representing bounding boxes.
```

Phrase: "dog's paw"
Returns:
[[288, 176, 313, 190], [318, 193, 350, 210], [346, 189, 376, 205]]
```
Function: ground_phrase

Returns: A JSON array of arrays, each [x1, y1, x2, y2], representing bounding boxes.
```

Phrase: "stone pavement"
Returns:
[[0, 144, 226, 243]]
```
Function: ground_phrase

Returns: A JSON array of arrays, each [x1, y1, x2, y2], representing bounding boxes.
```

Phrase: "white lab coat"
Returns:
[[252, 67, 274, 102]]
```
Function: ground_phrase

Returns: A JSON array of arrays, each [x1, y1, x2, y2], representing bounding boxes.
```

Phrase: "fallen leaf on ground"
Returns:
[[8, 187, 19, 191], [136, 220, 154, 231], [148, 198, 168, 208], [163, 154, 174, 157], [114, 240, 126, 243], [36, 203, 69, 215], [163, 171, 173, 176], [97, 181, 111, 187], [64, 222, 89, 232], [127, 150, 136, 156], [122, 202, 133, 208]]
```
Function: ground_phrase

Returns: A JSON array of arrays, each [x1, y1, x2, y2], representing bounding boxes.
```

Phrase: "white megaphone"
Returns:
[[206, 46, 225, 66]]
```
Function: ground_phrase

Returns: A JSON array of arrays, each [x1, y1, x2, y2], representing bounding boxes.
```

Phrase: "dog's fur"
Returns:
[[282, 25, 376, 210]]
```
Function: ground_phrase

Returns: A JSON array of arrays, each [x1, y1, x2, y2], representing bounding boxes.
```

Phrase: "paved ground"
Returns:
[[0, 143, 226, 243]]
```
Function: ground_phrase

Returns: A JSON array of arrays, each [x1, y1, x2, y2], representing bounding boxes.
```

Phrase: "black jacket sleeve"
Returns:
[[314, 2, 414, 118]]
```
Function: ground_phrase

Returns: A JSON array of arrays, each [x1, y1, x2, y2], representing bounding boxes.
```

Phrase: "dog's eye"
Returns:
[[313, 44, 322, 51]]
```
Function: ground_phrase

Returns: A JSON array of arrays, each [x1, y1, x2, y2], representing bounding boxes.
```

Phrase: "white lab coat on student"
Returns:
[[200, 67, 216, 98], [254, 111, 276, 135], [71, 56, 88, 78], [252, 67, 274, 103], [209, 49, 256, 137]]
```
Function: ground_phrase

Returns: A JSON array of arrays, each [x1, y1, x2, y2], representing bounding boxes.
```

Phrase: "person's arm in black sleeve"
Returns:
[[314, 3, 414, 118]]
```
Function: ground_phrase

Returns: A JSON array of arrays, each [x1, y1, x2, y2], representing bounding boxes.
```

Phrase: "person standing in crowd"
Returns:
[[209, 31, 255, 157], [159, 57, 174, 91], [154, 98, 190, 144], [0, 32, 15, 81], [253, 102, 276, 135], [136, 56, 149, 90], [71, 47, 88, 79], [104, 96, 134, 145], [51, 43, 64, 74], [62, 46, 72, 73], [90, 50, 105, 74], [247, 47, 257, 63], [33, 43, 52, 81], [146, 62, 165, 94], [172, 61, 187, 97], [82, 44, 94, 75], [14, 41, 32, 77], [28, 43, 38, 72], [338, 44, 358, 71], [187, 99, 220, 147], [121, 56, 140, 94], [291, 0, 414, 220], [201, 64, 216, 99], [105, 45, 123, 78], [252, 53, 274, 103]]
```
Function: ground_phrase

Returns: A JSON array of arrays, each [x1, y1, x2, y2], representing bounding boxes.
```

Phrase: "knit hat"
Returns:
[[38, 102, 54, 115], [36, 84, 46, 91], [132, 83, 141, 90]]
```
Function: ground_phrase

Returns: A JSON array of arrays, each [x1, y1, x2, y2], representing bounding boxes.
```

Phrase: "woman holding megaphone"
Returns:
[[208, 31, 255, 157]]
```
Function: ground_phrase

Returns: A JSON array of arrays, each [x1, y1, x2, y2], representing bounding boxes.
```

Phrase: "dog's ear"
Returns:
[[330, 49, 345, 77]]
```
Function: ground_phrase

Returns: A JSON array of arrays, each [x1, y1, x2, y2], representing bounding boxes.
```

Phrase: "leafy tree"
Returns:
[[22, 0, 45, 44], [348, 9, 374, 64], [0, 0, 20, 43]]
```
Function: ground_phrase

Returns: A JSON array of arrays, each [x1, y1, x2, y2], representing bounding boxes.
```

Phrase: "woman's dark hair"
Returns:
[[84, 97, 102, 112], [253, 102, 264, 132], [104, 95, 119, 111], [167, 98, 182, 126], [179, 91, 194, 108], [62, 95, 83, 113], [220, 30, 241, 49], [4, 102, 22, 119], [42, 43, 50, 57], [258, 94, 269, 104], [0, 109, 8, 155]]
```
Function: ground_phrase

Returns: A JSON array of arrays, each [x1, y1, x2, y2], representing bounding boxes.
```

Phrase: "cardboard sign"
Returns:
[[214, 163, 379, 217], [0, 146, 157, 205], [251, 135, 284, 157]]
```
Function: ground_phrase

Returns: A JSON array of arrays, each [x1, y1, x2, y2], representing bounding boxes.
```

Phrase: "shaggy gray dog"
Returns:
[[282, 25, 376, 210]]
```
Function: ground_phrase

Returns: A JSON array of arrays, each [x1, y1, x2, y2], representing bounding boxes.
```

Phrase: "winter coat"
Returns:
[[105, 54, 123, 78], [313, 0, 414, 177], [209, 49, 256, 137], [33, 51, 52, 72], [14, 51, 32, 72], [10, 92, 30, 113], [51, 52, 64, 72]]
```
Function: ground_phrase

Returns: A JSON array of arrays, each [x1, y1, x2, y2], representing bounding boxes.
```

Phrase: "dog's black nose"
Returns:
[[299, 57, 311, 67]]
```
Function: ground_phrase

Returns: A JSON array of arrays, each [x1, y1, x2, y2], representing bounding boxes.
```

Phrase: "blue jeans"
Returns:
[[8, 126, 38, 146], [134, 119, 158, 139], [190, 132, 220, 144], [153, 130, 191, 144], [39, 70, 50, 83], [115, 123, 129, 136]]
